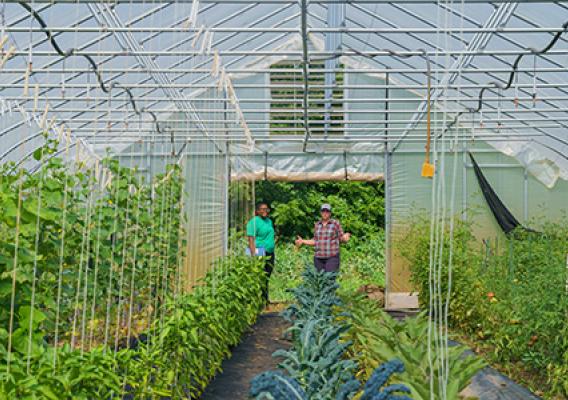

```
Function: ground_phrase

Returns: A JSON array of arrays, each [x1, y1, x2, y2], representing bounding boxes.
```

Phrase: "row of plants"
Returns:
[[250, 267, 411, 400], [0, 136, 268, 398], [124, 255, 266, 398], [0, 137, 184, 357], [340, 294, 486, 399], [400, 214, 568, 399], [0, 255, 265, 399]]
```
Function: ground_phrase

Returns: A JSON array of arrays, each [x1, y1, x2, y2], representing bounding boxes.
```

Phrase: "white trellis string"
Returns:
[[53, 137, 72, 369], [189, 0, 200, 28], [26, 134, 47, 374], [125, 172, 142, 344], [88, 161, 106, 349], [6, 134, 27, 374], [155, 165, 172, 331], [103, 163, 121, 351], [79, 169, 97, 353], [70, 165, 95, 352], [443, 0, 466, 392], [113, 163, 134, 353], [191, 25, 204, 48], [159, 173, 175, 328], [123, 109, 142, 347]]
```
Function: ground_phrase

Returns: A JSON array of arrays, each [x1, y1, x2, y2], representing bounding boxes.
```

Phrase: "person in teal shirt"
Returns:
[[246, 202, 275, 304]]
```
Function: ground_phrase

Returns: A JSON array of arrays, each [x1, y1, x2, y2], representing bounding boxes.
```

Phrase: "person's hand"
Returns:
[[343, 233, 351, 242], [295, 235, 303, 247]]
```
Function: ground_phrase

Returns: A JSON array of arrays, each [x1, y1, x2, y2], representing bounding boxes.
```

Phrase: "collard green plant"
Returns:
[[250, 359, 411, 400], [252, 266, 411, 400]]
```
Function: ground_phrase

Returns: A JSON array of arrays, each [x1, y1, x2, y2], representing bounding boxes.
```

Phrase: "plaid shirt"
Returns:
[[313, 219, 344, 258]]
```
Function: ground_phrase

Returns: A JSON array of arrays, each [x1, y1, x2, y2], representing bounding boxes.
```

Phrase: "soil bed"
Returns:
[[200, 309, 291, 400]]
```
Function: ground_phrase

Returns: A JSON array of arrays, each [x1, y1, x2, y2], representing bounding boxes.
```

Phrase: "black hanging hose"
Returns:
[[441, 20, 568, 137], [327, 21, 568, 144], [18, 1, 164, 135]]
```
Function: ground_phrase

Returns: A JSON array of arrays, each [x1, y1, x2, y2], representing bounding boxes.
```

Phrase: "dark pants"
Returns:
[[262, 252, 275, 303], [314, 254, 340, 273]]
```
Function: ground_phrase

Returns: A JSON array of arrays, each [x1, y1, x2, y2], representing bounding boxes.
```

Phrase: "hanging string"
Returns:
[[53, 135, 72, 368], [70, 164, 94, 351], [497, 87, 502, 133], [88, 161, 106, 350], [126, 157, 142, 345], [113, 159, 134, 353], [26, 133, 47, 373], [444, 0, 466, 392], [103, 159, 121, 351], [513, 67, 519, 109], [6, 115, 29, 374]]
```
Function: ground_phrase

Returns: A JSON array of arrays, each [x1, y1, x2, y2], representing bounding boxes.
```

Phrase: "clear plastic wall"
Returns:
[[388, 140, 568, 305]]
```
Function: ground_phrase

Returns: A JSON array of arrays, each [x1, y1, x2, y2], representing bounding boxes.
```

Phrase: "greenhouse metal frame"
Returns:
[[2, 0, 568, 306]]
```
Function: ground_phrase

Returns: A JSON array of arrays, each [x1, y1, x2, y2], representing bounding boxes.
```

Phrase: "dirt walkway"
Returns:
[[199, 312, 290, 400]]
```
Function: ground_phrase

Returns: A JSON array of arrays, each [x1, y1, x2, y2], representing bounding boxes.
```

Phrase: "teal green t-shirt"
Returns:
[[246, 216, 275, 253]]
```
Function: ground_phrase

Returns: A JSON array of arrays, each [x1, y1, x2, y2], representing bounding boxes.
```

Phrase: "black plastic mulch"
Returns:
[[462, 366, 541, 400], [199, 312, 291, 400]]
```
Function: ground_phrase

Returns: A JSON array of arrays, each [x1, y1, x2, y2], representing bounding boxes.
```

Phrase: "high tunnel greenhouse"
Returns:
[[0, 0, 567, 399]]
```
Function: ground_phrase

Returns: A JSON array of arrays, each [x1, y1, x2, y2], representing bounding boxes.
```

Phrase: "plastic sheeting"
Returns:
[[387, 140, 568, 301], [183, 141, 228, 289], [231, 143, 384, 182]]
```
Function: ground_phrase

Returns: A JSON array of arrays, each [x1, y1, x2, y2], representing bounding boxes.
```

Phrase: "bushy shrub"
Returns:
[[398, 214, 486, 332]]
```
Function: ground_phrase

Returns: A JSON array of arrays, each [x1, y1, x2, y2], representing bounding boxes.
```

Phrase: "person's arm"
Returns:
[[337, 222, 351, 243], [248, 236, 256, 255], [246, 218, 256, 256], [295, 236, 315, 246]]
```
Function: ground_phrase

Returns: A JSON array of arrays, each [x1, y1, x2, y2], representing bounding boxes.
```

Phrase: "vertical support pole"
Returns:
[[565, 253, 567, 295], [385, 151, 392, 306], [384, 72, 392, 306], [523, 168, 528, 223], [224, 100, 231, 257], [462, 141, 468, 221]]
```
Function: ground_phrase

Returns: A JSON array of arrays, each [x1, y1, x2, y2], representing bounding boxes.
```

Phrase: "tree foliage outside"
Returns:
[[254, 181, 385, 241]]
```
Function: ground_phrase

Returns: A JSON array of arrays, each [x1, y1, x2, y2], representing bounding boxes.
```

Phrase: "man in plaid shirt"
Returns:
[[295, 204, 351, 272]]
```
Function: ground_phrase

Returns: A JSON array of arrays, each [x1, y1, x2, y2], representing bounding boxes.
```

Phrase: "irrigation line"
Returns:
[[439, 20, 568, 138]]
